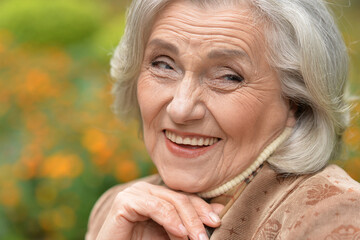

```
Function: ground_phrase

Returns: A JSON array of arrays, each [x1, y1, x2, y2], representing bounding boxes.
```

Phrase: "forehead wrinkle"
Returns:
[[149, 1, 268, 68], [164, 1, 254, 23], [156, 1, 258, 30], [152, 15, 264, 56], [160, 12, 258, 34], [152, 23, 260, 52]]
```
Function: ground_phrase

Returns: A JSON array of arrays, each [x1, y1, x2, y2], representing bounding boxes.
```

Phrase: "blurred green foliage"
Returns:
[[0, 0, 359, 239], [0, 0, 103, 46]]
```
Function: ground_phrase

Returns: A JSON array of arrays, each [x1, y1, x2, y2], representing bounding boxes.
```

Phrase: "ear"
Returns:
[[286, 101, 297, 127]]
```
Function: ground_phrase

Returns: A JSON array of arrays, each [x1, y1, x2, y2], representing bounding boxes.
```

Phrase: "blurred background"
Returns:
[[0, 0, 359, 239]]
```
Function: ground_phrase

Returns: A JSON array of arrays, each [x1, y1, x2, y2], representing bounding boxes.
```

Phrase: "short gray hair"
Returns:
[[111, 0, 350, 174]]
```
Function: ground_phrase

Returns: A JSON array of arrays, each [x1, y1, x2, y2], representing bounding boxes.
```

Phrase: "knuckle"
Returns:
[[173, 193, 190, 204], [110, 195, 133, 223], [113, 191, 127, 206], [112, 194, 132, 214], [186, 216, 204, 229], [159, 203, 178, 223], [162, 201, 176, 214], [113, 208, 127, 224], [145, 197, 159, 209]]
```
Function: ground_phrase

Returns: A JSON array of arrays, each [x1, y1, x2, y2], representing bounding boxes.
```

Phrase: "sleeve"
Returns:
[[284, 187, 360, 239], [85, 175, 161, 240]]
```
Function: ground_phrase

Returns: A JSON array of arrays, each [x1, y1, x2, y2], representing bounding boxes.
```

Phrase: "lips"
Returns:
[[164, 130, 220, 158]]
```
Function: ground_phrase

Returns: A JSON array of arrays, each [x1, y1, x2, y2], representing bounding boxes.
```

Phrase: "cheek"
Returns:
[[137, 74, 173, 139], [209, 90, 288, 140], [137, 76, 160, 154], [137, 75, 163, 123], [210, 93, 261, 130]]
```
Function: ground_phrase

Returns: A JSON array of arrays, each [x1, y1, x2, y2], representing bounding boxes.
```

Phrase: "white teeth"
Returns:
[[183, 137, 191, 145], [175, 136, 182, 144], [165, 130, 219, 146]]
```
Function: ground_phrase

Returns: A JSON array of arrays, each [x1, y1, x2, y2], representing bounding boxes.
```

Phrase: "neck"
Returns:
[[197, 127, 293, 198]]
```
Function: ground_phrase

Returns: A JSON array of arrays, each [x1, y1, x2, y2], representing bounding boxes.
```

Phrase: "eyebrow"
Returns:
[[208, 49, 252, 64], [148, 38, 179, 55], [147, 38, 251, 64]]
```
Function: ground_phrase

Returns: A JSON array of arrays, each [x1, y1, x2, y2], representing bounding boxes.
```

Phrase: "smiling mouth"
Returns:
[[164, 130, 220, 148]]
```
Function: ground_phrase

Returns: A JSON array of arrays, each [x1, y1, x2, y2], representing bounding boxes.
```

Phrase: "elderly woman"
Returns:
[[86, 0, 360, 239]]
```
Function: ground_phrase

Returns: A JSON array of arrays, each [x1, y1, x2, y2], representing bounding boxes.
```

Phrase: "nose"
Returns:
[[166, 73, 206, 124]]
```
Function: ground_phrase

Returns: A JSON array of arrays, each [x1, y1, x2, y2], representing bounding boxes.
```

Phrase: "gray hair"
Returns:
[[111, 0, 350, 174]]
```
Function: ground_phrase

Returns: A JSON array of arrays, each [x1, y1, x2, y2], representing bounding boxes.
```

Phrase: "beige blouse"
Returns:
[[86, 164, 360, 239]]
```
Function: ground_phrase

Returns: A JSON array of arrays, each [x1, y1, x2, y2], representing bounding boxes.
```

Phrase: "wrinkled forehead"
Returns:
[[147, 0, 267, 61], [153, 0, 258, 27]]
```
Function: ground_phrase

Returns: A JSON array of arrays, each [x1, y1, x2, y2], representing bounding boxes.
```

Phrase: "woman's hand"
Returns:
[[96, 182, 224, 240]]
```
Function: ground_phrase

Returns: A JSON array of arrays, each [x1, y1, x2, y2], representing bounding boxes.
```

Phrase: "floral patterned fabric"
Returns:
[[86, 164, 360, 240]]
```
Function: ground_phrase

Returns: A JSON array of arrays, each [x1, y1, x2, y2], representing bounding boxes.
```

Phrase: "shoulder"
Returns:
[[263, 164, 360, 239], [296, 164, 360, 209], [85, 174, 162, 240]]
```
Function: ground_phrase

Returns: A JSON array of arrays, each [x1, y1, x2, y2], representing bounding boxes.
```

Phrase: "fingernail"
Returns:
[[199, 233, 209, 240], [178, 224, 188, 235], [209, 212, 220, 223]]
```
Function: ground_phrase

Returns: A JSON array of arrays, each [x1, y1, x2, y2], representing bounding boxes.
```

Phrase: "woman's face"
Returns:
[[137, 1, 295, 193]]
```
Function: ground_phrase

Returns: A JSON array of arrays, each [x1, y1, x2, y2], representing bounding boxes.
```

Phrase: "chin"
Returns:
[[161, 172, 208, 193]]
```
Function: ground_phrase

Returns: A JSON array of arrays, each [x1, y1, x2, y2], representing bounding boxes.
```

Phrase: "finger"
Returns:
[[97, 190, 188, 239], [210, 203, 225, 215], [167, 230, 189, 240], [126, 193, 189, 237], [188, 195, 222, 228], [146, 185, 209, 240]]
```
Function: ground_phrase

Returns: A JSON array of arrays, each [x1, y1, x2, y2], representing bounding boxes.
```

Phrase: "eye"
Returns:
[[148, 55, 180, 81], [151, 57, 174, 70], [205, 66, 246, 93], [223, 74, 244, 82]]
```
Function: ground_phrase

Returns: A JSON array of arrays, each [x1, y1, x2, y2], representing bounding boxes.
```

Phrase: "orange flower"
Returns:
[[14, 159, 39, 180], [24, 112, 47, 132], [41, 153, 83, 179], [82, 128, 108, 154], [115, 158, 139, 182], [47, 47, 71, 73], [16, 68, 60, 108], [0, 180, 20, 208], [91, 147, 113, 167], [15, 143, 45, 179], [39, 205, 75, 231], [24, 69, 52, 95]]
